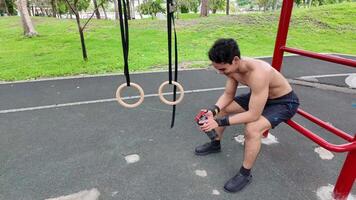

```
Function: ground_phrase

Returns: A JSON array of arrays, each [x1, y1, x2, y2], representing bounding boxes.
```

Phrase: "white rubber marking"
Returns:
[[234, 135, 245, 145], [0, 86, 247, 114], [124, 154, 140, 164], [261, 133, 279, 145], [299, 73, 356, 79], [212, 189, 220, 195], [345, 74, 356, 88], [317, 184, 356, 200], [111, 191, 118, 197], [195, 170, 207, 177], [45, 188, 100, 200], [234, 133, 279, 145], [314, 147, 334, 160]]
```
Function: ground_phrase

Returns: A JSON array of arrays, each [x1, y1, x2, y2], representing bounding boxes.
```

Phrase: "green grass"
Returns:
[[0, 2, 355, 81]]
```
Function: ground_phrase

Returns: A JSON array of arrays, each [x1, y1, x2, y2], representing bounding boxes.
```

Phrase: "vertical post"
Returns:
[[333, 135, 356, 200], [271, 0, 294, 72]]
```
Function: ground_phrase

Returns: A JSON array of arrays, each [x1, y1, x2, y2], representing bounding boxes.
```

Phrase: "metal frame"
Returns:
[[271, 0, 356, 199]]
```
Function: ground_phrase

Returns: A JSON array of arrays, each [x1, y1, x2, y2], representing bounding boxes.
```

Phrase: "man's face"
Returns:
[[212, 62, 233, 75]]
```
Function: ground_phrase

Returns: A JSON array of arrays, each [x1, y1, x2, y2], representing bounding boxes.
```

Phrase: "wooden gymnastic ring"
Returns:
[[116, 82, 144, 108], [158, 81, 184, 105]]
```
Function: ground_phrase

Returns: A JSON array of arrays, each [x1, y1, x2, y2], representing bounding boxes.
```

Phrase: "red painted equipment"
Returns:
[[271, 0, 356, 199]]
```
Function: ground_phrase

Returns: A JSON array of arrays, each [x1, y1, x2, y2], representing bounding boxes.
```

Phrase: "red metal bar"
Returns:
[[271, 0, 294, 71], [286, 120, 356, 152], [297, 109, 354, 142], [281, 47, 356, 68], [333, 136, 356, 200]]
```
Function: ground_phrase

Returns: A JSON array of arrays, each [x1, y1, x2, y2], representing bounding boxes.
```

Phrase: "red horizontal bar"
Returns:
[[286, 120, 356, 152], [281, 46, 356, 68], [297, 109, 354, 142]]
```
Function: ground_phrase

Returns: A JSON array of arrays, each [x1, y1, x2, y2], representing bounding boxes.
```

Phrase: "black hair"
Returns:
[[208, 38, 241, 64]]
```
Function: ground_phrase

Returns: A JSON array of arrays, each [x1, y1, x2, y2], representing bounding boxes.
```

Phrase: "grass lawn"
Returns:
[[0, 2, 355, 81]]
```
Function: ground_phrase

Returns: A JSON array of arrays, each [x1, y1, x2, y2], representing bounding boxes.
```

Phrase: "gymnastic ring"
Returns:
[[158, 81, 184, 105], [116, 82, 144, 108]]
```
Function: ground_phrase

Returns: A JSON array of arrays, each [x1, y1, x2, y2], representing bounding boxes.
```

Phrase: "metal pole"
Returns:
[[333, 136, 356, 200], [271, 0, 294, 71]]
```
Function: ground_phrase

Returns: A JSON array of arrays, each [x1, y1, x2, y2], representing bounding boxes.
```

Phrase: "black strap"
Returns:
[[167, 1, 179, 128], [117, 0, 130, 86]]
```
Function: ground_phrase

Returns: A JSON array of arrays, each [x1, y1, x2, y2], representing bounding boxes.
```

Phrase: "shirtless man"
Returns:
[[195, 38, 299, 193]]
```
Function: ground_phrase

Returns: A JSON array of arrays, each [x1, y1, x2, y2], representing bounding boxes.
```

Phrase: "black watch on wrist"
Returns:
[[215, 116, 230, 126], [209, 105, 221, 116]]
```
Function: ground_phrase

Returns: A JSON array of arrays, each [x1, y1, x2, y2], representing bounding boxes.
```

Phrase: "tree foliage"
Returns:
[[176, 0, 199, 13], [138, 0, 165, 19], [209, 0, 225, 13]]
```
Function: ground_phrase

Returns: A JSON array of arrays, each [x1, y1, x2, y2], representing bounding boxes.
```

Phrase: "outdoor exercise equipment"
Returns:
[[115, 0, 144, 108], [115, 0, 184, 126], [115, 0, 184, 116], [157, 0, 184, 127], [271, 0, 356, 199]]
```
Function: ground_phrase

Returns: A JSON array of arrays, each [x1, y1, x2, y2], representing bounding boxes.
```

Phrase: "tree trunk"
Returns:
[[92, 0, 101, 19], [137, 0, 142, 19], [74, 12, 88, 61], [101, 4, 107, 19], [31, 5, 34, 16], [130, 0, 135, 19], [27, 5, 31, 16], [16, 0, 37, 37], [113, 0, 119, 20], [125, 0, 131, 19], [273, 0, 278, 10], [226, 0, 229, 15], [200, 0, 208, 17], [3, 0, 10, 15], [51, 0, 57, 17]]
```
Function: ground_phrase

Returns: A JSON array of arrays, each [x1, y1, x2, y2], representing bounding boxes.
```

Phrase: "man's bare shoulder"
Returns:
[[243, 57, 271, 68]]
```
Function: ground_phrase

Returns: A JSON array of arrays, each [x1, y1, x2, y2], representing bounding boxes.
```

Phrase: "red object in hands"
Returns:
[[194, 110, 207, 125]]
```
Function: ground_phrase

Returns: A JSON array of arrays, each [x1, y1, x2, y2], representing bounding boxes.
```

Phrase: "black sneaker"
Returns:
[[224, 173, 252, 193], [195, 142, 221, 156]]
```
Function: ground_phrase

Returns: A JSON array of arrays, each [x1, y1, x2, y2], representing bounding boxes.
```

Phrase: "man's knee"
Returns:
[[244, 124, 261, 140]]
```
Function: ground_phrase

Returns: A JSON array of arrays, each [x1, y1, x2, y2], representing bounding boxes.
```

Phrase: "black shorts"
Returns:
[[234, 91, 300, 128]]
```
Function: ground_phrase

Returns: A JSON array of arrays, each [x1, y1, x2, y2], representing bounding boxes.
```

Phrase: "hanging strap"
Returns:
[[117, 0, 130, 86], [167, 1, 179, 128]]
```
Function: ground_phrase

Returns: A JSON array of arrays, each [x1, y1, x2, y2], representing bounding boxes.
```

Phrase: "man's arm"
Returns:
[[227, 73, 269, 125], [214, 77, 238, 110]]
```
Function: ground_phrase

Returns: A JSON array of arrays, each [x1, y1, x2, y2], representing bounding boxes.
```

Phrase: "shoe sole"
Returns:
[[223, 178, 252, 193], [194, 149, 221, 156]]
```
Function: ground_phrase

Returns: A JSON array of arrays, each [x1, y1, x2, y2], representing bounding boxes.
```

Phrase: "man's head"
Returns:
[[208, 38, 241, 75], [208, 38, 240, 64]]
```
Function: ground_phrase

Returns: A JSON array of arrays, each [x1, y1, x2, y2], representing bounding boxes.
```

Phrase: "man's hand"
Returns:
[[195, 109, 213, 125], [199, 115, 219, 132]]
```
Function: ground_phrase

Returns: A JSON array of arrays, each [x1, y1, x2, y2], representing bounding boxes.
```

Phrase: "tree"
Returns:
[[51, 0, 57, 17], [209, 0, 224, 13], [16, 0, 38, 37], [226, 0, 229, 15], [138, 0, 164, 19], [0, 0, 8, 15], [64, 0, 100, 61], [4, 0, 17, 15], [92, 0, 101, 18], [200, 0, 208, 16], [113, 0, 118, 19]]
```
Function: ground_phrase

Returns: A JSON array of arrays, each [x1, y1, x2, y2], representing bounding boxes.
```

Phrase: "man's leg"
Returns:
[[242, 116, 271, 169], [195, 101, 245, 155], [224, 116, 271, 193], [214, 101, 246, 140]]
